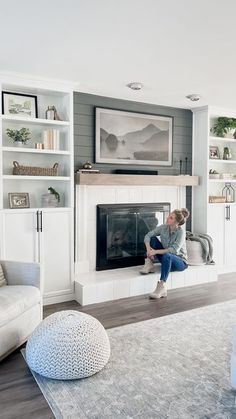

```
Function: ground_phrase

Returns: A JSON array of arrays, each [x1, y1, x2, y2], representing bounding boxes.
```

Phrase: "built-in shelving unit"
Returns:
[[0, 75, 75, 304], [192, 106, 236, 272], [0, 79, 74, 209]]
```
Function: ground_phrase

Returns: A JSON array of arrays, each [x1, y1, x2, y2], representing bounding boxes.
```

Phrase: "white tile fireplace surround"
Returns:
[[73, 174, 216, 306]]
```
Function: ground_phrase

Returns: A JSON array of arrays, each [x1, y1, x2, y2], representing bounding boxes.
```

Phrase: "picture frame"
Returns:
[[209, 146, 220, 159], [2, 91, 38, 118], [8, 192, 30, 209], [95, 108, 173, 166]]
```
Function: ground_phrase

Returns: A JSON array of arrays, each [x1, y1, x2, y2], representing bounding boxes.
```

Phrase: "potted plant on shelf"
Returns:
[[211, 117, 236, 138], [6, 128, 31, 146]]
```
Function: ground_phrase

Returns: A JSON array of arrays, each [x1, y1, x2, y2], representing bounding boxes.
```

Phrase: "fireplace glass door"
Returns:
[[97, 203, 170, 270]]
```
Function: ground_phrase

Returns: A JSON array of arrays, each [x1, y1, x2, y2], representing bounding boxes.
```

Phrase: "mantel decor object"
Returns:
[[2, 91, 38, 118], [95, 108, 173, 166]]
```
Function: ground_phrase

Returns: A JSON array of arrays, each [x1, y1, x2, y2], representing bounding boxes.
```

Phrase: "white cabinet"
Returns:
[[1, 210, 38, 262], [0, 76, 74, 303], [41, 210, 72, 297], [1, 209, 73, 301], [208, 204, 236, 267], [192, 106, 236, 272], [207, 205, 224, 266]]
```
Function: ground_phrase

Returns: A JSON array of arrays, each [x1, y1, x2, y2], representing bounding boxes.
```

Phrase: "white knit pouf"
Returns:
[[26, 310, 110, 380]]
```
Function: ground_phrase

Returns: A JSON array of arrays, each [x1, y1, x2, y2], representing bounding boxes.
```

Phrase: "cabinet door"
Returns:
[[1, 211, 39, 262], [207, 205, 225, 265], [41, 210, 73, 297], [224, 205, 236, 265]]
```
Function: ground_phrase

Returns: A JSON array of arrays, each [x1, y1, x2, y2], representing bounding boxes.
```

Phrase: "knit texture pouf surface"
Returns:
[[26, 310, 110, 380]]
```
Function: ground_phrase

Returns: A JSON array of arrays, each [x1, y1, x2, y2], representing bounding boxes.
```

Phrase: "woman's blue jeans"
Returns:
[[150, 236, 188, 282]]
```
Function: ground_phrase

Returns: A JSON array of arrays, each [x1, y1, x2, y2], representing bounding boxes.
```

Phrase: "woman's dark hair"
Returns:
[[173, 208, 190, 226]]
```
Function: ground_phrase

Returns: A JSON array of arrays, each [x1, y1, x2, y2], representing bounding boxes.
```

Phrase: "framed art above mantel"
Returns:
[[95, 108, 173, 166]]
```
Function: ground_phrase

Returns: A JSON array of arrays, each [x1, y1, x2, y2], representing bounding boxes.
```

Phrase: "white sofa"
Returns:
[[0, 260, 42, 361]]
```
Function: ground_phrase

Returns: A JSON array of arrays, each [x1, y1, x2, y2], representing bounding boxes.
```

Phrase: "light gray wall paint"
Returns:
[[74, 92, 192, 228]]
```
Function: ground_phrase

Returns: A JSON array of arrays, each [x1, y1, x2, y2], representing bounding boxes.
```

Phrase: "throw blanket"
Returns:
[[186, 231, 214, 264]]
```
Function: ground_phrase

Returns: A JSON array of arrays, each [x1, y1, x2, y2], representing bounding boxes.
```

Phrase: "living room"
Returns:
[[1, 1, 236, 418]]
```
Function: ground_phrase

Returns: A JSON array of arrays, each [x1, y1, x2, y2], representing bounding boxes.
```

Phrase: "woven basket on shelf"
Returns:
[[12, 161, 59, 176]]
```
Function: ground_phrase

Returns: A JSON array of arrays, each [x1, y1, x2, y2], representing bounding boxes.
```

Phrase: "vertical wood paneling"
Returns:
[[74, 92, 192, 228]]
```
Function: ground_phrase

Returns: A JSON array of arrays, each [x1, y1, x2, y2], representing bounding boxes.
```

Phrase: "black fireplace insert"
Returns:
[[96, 203, 170, 271]]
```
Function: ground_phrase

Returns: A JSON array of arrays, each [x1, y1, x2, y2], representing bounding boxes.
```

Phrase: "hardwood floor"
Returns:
[[1, 274, 236, 419]]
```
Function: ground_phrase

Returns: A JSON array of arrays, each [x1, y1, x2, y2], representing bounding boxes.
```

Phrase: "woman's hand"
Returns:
[[147, 248, 158, 259]]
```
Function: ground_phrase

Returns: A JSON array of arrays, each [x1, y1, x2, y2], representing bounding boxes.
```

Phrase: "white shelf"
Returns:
[[209, 159, 236, 164], [3, 175, 70, 181], [2, 147, 70, 155], [209, 179, 236, 183], [1, 115, 70, 126], [2, 207, 71, 212], [209, 136, 236, 143]]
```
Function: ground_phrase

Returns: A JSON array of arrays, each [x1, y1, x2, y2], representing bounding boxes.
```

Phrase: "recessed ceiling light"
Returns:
[[127, 82, 143, 91], [186, 94, 201, 102]]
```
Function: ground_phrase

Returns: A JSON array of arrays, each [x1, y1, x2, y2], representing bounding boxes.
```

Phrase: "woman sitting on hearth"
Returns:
[[140, 208, 189, 299]]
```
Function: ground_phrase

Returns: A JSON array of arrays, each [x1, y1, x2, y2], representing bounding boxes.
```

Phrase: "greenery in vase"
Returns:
[[48, 187, 60, 202], [6, 128, 31, 144], [211, 117, 236, 138]]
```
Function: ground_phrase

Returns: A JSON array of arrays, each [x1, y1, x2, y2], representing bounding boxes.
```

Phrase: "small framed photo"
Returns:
[[2, 91, 38, 118], [209, 146, 220, 159], [8, 193, 30, 209]]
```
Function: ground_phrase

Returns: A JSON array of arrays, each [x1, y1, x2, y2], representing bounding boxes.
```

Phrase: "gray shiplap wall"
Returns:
[[74, 92, 192, 227]]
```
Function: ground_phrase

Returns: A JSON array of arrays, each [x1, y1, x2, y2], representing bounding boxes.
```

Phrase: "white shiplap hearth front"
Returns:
[[75, 184, 187, 305]]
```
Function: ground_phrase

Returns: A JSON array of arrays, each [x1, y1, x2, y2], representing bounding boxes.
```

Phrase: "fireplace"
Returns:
[[96, 203, 170, 271]]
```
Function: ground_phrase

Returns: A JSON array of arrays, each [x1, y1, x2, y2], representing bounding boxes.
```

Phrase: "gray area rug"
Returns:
[[24, 301, 236, 419]]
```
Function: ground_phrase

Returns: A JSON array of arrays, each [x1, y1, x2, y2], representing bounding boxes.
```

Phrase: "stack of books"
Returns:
[[42, 129, 60, 150]]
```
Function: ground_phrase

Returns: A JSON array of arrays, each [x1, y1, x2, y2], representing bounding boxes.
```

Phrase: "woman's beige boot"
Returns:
[[139, 258, 155, 274], [149, 280, 167, 299]]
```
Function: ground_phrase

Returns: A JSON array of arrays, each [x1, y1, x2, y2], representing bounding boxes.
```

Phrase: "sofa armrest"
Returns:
[[0, 260, 41, 289]]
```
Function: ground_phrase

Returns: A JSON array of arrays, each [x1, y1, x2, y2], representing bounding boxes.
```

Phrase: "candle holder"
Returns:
[[179, 159, 182, 175]]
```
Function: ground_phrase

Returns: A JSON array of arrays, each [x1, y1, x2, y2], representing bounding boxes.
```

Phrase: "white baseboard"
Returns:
[[43, 292, 75, 306]]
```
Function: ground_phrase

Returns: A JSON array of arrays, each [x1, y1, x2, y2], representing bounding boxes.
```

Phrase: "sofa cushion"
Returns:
[[0, 264, 7, 287], [0, 285, 41, 327]]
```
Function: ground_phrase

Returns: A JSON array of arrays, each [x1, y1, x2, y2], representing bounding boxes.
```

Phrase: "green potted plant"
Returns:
[[6, 127, 31, 145], [211, 117, 236, 138]]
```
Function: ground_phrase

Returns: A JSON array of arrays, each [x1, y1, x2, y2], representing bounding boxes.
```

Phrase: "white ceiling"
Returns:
[[1, 0, 236, 110]]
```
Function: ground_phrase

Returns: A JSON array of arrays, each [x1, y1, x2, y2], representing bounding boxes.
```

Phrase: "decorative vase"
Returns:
[[14, 142, 24, 147], [223, 147, 232, 160], [41, 192, 58, 207]]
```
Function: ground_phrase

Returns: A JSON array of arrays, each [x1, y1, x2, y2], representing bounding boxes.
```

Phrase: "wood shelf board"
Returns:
[[76, 173, 199, 186]]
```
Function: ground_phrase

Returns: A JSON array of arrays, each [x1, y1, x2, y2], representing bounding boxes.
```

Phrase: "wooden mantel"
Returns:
[[76, 173, 199, 186]]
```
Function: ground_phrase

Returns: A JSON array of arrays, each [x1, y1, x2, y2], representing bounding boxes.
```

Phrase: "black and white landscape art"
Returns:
[[96, 108, 173, 166]]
